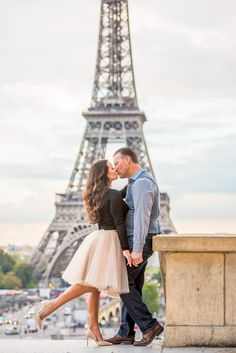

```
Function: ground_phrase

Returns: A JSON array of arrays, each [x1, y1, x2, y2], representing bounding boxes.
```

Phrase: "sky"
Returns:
[[0, 0, 236, 246]]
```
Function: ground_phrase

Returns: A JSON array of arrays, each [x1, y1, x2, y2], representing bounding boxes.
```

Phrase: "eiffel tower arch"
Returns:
[[30, 0, 176, 287]]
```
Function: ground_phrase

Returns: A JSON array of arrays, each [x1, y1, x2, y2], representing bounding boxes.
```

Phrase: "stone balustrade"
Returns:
[[153, 234, 236, 347]]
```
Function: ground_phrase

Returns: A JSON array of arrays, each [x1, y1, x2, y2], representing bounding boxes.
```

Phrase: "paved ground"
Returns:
[[1, 339, 236, 353]]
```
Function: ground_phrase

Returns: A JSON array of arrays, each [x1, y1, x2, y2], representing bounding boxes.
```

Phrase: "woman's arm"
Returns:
[[119, 185, 127, 199], [109, 190, 129, 251]]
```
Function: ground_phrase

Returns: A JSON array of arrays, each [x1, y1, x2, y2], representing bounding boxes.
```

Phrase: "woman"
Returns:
[[35, 160, 131, 346]]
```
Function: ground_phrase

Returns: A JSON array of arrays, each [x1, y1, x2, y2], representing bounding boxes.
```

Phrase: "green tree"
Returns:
[[0, 271, 22, 289], [143, 282, 159, 314], [0, 249, 15, 273], [13, 262, 33, 288], [152, 268, 161, 282], [26, 279, 38, 288]]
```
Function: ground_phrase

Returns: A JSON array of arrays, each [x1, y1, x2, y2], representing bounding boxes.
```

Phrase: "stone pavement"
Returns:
[[1, 339, 236, 353]]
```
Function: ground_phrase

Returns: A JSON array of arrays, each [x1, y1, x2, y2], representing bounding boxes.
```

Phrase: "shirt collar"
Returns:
[[129, 168, 145, 182]]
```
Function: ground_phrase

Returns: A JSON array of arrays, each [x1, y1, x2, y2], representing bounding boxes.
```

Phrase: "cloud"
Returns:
[[172, 193, 236, 220], [150, 134, 236, 197], [141, 97, 236, 199], [130, 0, 236, 97], [174, 219, 236, 235], [0, 222, 49, 246], [0, 82, 81, 113], [0, 178, 64, 223]]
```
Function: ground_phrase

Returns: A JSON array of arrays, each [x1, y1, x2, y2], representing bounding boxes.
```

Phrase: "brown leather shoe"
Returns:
[[105, 334, 134, 345], [133, 323, 164, 346]]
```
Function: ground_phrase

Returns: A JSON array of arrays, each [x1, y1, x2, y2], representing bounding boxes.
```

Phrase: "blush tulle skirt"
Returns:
[[62, 229, 129, 297]]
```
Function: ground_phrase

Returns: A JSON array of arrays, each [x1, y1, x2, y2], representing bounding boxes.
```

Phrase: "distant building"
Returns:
[[1, 244, 34, 262]]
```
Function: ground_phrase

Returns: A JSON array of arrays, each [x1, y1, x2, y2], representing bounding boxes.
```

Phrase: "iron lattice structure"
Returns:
[[31, 0, 176, 286]]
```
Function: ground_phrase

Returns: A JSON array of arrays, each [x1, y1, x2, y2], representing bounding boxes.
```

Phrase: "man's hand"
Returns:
[[123, 250, 132, 267], [131, 252, 143, 267]]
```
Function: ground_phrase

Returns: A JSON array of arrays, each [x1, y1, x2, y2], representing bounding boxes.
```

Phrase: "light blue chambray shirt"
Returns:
[[124, 169, 161, 253]]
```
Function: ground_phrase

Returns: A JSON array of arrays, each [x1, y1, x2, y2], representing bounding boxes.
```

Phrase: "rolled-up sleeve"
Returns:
[[132, 179, 156, 253]]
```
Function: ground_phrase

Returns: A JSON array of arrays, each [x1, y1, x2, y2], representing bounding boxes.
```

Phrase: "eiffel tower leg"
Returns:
[[67, 122, 108, 194], [39, 283, 99, 320]]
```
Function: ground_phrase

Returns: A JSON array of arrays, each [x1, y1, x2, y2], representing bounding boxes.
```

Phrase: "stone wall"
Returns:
[[153, 234, 236, 347]]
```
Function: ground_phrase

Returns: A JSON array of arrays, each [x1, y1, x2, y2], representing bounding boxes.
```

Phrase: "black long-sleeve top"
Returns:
[[98, 188, 129, 250]]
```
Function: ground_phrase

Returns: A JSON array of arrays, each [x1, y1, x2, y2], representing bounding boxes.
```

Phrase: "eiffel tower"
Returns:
[[30, 0, 176, 287]]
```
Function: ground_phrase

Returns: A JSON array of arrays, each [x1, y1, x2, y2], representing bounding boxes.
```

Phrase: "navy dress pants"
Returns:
[[118, 234, 158, 336]]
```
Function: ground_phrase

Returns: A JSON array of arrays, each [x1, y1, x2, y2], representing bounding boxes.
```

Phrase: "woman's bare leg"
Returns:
[[87, 290, 103, 340], [39, 284, 97, 320]]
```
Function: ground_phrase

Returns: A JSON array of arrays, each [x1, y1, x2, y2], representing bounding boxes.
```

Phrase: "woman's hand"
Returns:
[[122, 250, 132, 267]]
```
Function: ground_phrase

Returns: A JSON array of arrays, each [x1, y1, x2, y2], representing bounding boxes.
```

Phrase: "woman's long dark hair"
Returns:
[[83, 159, 110, 224]]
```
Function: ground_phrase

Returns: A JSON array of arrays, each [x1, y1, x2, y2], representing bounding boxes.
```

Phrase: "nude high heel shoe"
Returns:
[[35, 300, 52, 330], [86, 328, 112, 346]]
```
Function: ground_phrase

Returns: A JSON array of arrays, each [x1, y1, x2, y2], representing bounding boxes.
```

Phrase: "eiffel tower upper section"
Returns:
[[65, 0, 155, 197], [91, 0, 138, 111]]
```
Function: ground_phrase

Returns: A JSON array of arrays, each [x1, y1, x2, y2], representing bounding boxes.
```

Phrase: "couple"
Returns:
[[35, 147, 164, 346]]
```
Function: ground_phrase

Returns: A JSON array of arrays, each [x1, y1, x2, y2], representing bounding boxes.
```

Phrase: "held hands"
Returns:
[[122, 250, 143, 267], [122, 250, 132, 267], [131, 252, 143, 267]]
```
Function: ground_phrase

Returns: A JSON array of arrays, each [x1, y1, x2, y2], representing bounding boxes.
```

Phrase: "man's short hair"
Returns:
[[113, 147, 139, 164]]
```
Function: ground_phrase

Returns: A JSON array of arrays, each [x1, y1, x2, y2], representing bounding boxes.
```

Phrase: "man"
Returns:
[[106, 147, 164, 346]]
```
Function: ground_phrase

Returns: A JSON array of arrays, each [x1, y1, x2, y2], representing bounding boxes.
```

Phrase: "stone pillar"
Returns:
[[153, 234, 236, 347]]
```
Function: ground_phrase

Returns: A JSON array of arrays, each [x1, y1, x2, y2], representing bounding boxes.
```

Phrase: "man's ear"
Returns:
[[125, 156, 131, 165]]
